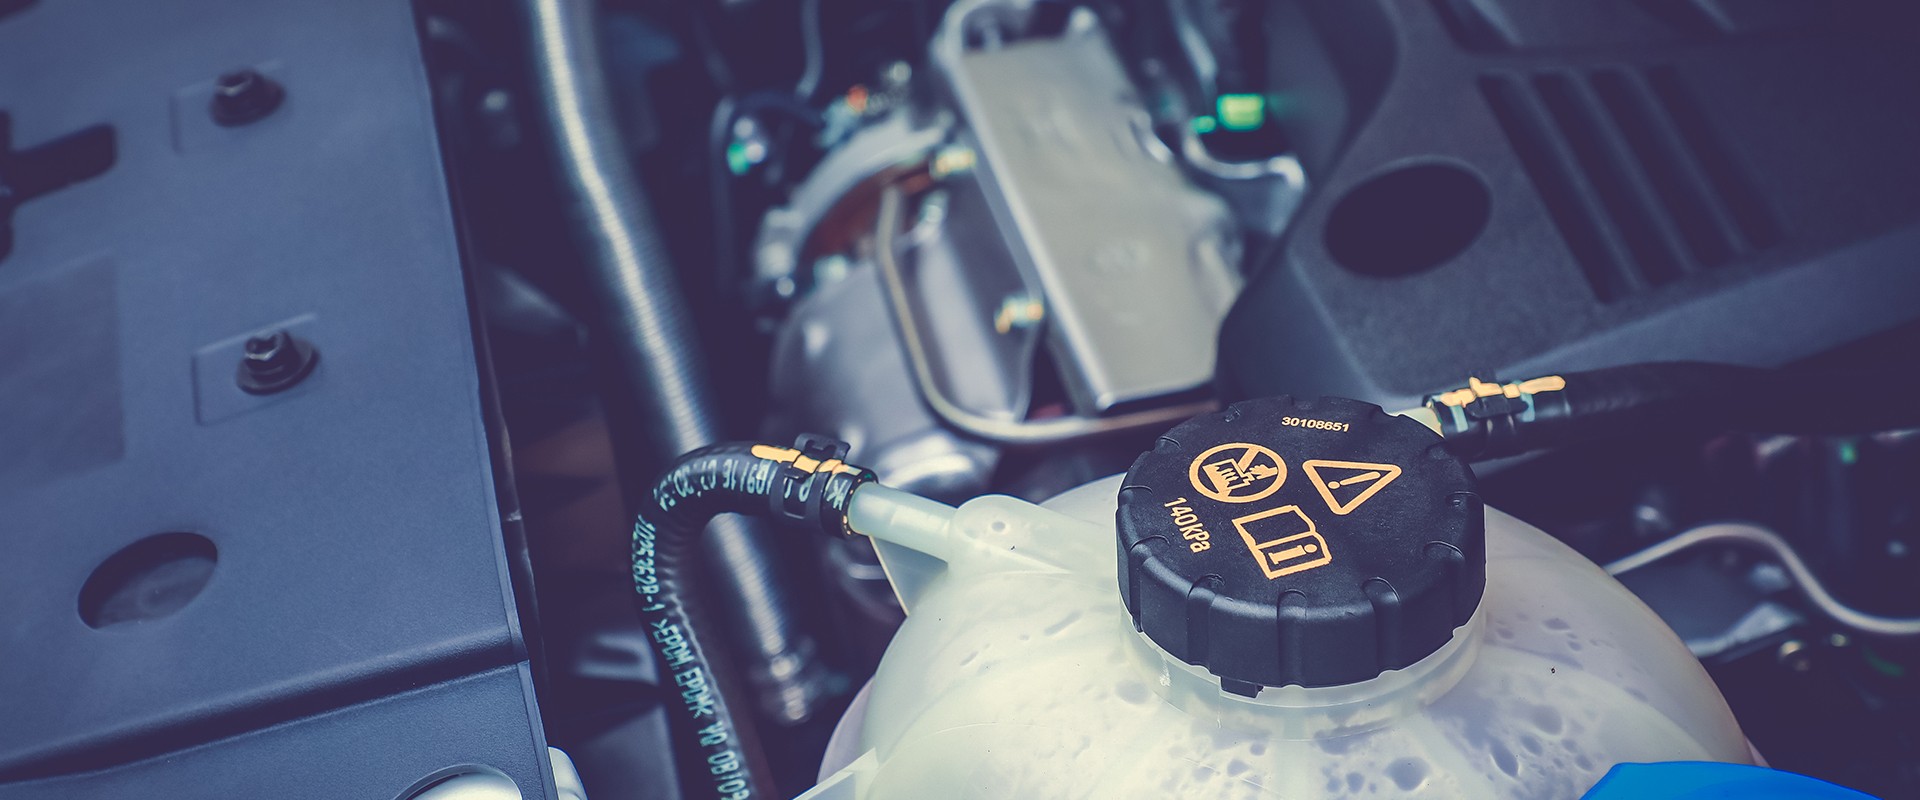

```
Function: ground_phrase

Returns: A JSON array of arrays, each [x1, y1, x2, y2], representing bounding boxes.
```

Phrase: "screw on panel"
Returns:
[[236, 330, 319, 395], [210, 69, 285, 127]]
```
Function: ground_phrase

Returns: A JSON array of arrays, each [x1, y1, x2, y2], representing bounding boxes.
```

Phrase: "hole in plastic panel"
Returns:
[[1324, 162, 1492, 277], [78, 532, 217, 629]]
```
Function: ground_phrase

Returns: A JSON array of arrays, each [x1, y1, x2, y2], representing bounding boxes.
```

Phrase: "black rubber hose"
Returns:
[[522, 0, 832, 733], [1428, 362, 1920, 461], [632, 440, 875, 800], [523, 0, 713, 453]]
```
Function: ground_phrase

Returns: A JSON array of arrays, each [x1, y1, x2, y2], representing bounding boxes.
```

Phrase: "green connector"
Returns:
[[725, 141, 756, 176], [1217, 93, 1265, 131]]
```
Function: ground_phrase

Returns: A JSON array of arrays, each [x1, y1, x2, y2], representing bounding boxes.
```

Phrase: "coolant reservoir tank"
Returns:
[[809, 396, 1752, 799]]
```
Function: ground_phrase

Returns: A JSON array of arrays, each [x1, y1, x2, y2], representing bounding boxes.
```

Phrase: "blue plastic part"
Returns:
[[1583, 762, 1880, 799]]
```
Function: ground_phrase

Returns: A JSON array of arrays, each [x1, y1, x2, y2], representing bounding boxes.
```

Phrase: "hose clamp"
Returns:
[[771, 434, 853, 532]]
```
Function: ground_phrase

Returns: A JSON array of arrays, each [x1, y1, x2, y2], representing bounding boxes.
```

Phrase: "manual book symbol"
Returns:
[[1231, 506, 1332, 579], [1302, 459, 1404, 516]]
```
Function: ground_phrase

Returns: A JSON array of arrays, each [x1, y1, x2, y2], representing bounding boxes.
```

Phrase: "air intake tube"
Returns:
[[630, 437, 876, 800]]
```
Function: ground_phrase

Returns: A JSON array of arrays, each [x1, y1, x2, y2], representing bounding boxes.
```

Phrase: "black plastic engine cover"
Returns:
[[1220, 0, 1920, 407], [0, 0, 554, 796]]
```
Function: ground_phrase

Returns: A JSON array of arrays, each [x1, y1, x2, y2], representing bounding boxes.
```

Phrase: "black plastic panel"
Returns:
[[0, 666, 548, 800], [0, 0, 552, 795], [1221, 0, 1920, 408]]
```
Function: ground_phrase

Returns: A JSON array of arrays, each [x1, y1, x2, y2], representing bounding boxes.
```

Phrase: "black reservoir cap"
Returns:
[[1117, 396, 1484, 693]]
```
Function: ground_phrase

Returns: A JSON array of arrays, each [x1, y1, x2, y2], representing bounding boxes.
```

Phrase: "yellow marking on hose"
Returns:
[[749, 445, 862, 475], [1433, 388, 1475, 408], [751, 444, 801, 463], [1434, 375, 1568, 408], [1518, 375, 1567, 394]]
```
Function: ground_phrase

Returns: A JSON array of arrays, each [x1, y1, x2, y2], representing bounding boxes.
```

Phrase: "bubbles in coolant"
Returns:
[[1042, 610, 1083, 637], [1529, 705, 1564, 736], [850, 499, 1743, 799], [1488, 740, 1520, 778], [1387, 758, 1430, 791]]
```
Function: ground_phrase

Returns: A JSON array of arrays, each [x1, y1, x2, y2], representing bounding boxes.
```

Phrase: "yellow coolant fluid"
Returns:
[[803, 396, 1752, 799]]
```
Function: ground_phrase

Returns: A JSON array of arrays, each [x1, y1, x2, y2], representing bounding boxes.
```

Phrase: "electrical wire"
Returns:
[[1179, 126, 1306, 182], [873, 185, 1218, 445], [1606, 522, 1920, 638], [710, 92, 826, 300], [795, 0, 826, 102], [709, 94, 743, 300]]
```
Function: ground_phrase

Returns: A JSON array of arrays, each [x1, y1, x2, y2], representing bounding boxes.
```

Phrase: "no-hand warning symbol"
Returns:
[[1302, 459, 1403, 516], [1188, 442, 1288, 504]]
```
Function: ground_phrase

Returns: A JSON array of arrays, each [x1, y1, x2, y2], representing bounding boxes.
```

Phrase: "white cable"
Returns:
[[1606, 522, 1920, 638], [795, 0, 825, 102]]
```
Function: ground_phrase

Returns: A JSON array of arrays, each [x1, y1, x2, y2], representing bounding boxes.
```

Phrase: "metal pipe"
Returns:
[[873, 186, 1218, 445], [1606, 522, 1920, 638]]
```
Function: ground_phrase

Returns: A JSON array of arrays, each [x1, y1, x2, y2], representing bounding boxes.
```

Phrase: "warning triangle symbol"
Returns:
[[1301, 459, 1404, 516]]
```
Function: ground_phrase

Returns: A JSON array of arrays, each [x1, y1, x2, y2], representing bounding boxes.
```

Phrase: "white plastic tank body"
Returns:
[[804, 398, 1751, 799]]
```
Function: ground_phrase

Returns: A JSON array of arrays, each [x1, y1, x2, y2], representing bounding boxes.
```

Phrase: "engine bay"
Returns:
[[3, 0, 1918, 797]]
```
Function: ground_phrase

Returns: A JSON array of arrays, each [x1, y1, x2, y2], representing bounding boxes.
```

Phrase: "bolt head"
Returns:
[[215, 70, 258, 96], [244, 332, 285, 360], [210, 68, 285, 127], [236, 329, 318, 395]]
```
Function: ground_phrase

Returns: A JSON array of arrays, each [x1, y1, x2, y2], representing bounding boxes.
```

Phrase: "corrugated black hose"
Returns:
[[631, 438, 876, 800], [523, 0, 836, 738]]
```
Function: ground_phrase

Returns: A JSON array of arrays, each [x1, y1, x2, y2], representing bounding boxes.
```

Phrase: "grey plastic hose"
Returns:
[[523, 0, 827, 747]]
